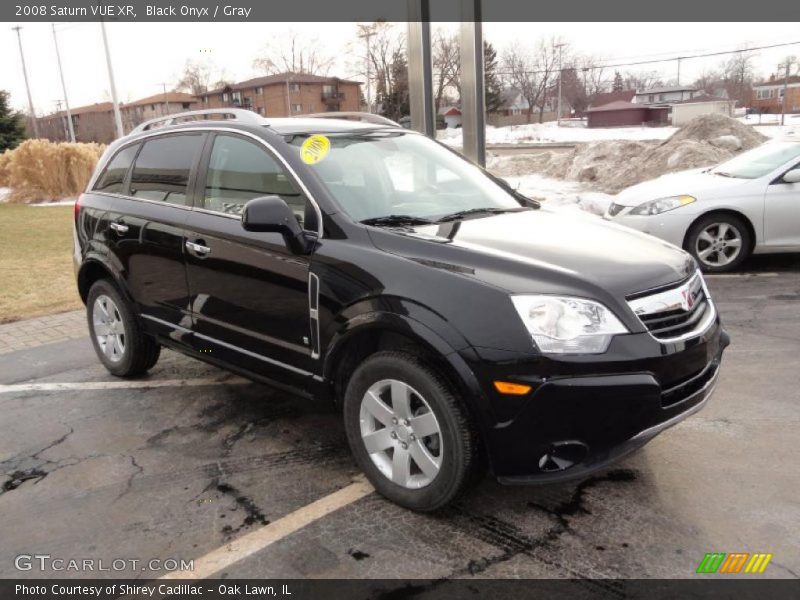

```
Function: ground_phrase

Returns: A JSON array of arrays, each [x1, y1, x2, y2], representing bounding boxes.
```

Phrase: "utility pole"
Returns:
[[12, 26, 39, 137], [357, 24, 377, 113], [676, 57, 682, 86], [555, 43, 565, 125], [52, 24, 75, 142], [157, 83, 170, 115], [100, 21, 124, 138], [779, 57, 795, 126], [55, 100, 68, 140]]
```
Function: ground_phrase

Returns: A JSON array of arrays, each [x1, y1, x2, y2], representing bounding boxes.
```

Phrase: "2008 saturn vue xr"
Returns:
[[74, 109, 729, 511]]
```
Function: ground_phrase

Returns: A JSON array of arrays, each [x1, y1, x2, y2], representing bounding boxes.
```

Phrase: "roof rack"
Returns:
[[130, 108, 265, 135], [303, 112, 400, 127]]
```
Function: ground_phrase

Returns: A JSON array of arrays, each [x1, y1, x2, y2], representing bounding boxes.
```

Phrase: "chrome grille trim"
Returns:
[[627, 271, 716, 343]]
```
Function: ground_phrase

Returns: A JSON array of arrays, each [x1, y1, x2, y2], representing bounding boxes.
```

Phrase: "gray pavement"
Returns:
[[1, 254, 798, 580]]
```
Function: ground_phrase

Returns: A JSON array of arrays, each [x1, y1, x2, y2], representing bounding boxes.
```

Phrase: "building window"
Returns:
[[150, 104, 156, 111], [256, 107, 264, 115], [648, 95, 654, 103], [182, 103, 190, 109], [222, 93, 229, 102], [255, 87, 263, 95], [292, 103, 302, 113], [658, 94, 665, 101], [289, 83, 301, 92], [202, 96, 208, 104]]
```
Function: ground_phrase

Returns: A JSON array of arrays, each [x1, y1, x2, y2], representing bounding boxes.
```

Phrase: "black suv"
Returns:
[[74, 109, 729, 511]]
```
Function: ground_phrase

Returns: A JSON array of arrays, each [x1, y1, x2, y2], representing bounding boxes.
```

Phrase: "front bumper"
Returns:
[[466, 321, 729, 482], [605, 211, 691, 248]]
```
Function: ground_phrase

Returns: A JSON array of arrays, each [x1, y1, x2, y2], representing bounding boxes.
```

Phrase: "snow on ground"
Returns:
[[437, 117, 799, 147], [0, 188, 9, 203], [29, 198, 76, 207], [504, 173, 612, 216]]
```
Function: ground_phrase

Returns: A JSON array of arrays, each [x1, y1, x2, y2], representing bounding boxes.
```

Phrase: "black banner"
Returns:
[[2, 579, 800, 600], [3, 0, 800, 23]]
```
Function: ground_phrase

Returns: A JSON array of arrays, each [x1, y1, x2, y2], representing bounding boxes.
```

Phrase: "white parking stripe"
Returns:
[[160, 478, 375, 580], [0, 376, 250, 394]]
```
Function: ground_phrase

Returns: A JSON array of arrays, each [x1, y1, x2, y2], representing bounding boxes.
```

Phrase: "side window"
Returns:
[[203, 134, 314, 230], [129, 134, 203, 205], [93, 144, 139, 194]]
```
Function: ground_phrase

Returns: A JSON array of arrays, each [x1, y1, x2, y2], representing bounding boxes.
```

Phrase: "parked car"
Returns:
[[74, 109, 728, 511], [605, 137, 800, 272]]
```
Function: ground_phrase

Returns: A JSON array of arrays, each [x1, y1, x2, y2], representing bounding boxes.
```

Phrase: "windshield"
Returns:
[[712, 141, 800, 179], [285, 131, 523, 223]]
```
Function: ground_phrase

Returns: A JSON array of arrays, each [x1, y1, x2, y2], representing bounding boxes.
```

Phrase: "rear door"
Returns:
[[184, 132, 320, 385], [109, 133, 206, 335], [763, 159, 800, 248]]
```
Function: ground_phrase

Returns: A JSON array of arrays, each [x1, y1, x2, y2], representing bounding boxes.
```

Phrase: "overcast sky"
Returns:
[[1, 21, 799, 114]]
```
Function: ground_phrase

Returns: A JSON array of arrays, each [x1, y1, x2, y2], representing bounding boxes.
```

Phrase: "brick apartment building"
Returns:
[[752, 75, 800, 114], [36, 92, 199, 144], [201, 72, 362, 117]]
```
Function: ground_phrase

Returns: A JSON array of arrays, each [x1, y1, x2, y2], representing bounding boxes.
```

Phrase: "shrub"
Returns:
[[0, 139, 105, 203]]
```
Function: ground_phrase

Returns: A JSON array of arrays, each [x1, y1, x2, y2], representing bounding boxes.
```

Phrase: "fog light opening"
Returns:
[[538, 441, 589, 472]]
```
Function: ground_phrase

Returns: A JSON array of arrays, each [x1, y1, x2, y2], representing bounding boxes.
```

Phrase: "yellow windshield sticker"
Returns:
[[300, 135, 331, 165]]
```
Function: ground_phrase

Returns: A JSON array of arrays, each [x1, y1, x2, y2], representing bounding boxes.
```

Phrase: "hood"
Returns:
[[614, 168, 745, 207], [368, 209, 695, 298]]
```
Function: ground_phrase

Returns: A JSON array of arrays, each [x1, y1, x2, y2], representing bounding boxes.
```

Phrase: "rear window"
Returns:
[[93, 144, 139, 194], [129, 134, 204, 205]]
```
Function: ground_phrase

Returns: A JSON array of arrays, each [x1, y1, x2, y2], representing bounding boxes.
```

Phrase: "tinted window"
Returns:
[[204, 134, 313, 229], [129, 134, 203, 205], [93, 144, 139, 193]]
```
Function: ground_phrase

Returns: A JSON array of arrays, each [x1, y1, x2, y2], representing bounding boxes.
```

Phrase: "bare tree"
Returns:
[[623, 70, 664, 92], [719, 49, 757, 106], [175, 58, 227, 96], [432, 30, 461, 111], [576, 55, 608, 97], [253, 31, 334, 75], [693, 68, 724, 95], [502, 37, 563, 123]]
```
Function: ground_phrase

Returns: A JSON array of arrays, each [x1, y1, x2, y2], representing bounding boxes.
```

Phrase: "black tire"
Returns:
[[86, 279, 160, 377], [685, 213, 752, 273], [343, 351, 482, 511]]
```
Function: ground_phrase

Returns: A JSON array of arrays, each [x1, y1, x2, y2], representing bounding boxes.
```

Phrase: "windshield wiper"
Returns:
[[436, 207, 527, 223], [360, 215, 435, 227]]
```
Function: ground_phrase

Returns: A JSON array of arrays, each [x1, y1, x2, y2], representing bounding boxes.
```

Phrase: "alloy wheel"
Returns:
[[92, 294, 126, 363], [695, 222, 743, 268], [359, 379, 443, 489]]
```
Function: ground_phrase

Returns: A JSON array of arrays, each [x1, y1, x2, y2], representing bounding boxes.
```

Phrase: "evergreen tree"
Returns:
[[612, 71, 624, 92], [484, 42, 504, 113], [0, 91, 27, 152]]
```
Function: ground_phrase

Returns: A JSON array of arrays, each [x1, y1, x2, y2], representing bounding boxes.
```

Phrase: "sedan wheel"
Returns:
[[695, 222, 743, 268], [359, 379, 443, 489], [92, 294, 126, 363]]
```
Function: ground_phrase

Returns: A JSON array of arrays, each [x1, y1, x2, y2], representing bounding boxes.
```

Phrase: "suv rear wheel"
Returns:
[[86, 279, 160, 377], [343, 351, 481, 511]]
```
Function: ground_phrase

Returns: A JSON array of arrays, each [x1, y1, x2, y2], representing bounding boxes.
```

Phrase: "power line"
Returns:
[[495, 39, 800, 77]]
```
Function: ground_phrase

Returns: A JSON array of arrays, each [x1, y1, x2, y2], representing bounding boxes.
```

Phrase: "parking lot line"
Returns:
[[0, 376, 250, 394], [160, 478, 375, 580]]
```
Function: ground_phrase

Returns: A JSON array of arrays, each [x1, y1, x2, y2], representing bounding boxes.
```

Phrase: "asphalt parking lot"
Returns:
[[1, 254, 799, 582]]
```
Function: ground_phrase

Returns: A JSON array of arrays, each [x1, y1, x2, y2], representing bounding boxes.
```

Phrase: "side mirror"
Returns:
[[242, 196, 313, 254], [782, 169, 800, 184]]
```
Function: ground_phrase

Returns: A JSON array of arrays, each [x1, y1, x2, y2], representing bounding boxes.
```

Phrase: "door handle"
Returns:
[[110, 221, 129, 234], [185, 240, 211, 256]]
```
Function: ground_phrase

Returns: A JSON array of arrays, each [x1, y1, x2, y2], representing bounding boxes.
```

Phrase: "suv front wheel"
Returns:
[[343, 351, 482, 511], [86, 279, 160, 377]]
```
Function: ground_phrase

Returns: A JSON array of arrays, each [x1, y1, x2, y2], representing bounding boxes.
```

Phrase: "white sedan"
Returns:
[[605, 137, 800, 272]]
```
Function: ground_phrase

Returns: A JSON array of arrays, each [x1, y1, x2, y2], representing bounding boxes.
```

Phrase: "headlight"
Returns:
[[511, 295, 628, 354], [630, 195, 695, 216]]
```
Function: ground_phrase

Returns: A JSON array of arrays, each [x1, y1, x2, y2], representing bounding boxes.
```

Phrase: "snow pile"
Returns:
[[500, 173, 613, 216], [503, 114, 770, 193], [0, 187, 9, 203]]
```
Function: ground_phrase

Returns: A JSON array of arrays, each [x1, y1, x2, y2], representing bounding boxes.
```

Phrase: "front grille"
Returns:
[[628, 272, 715, 342], [606, 203, 625, 217], [661, 360, 719, 408]]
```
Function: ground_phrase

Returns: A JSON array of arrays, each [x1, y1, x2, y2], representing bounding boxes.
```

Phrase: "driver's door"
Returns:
[[763, 162, 800, 248], [184, 132, 319, 383]]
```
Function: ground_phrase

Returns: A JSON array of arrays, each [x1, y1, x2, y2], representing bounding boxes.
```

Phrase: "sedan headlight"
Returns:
[[630, 195, 695, 216], [511, 295, 628, 354]]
